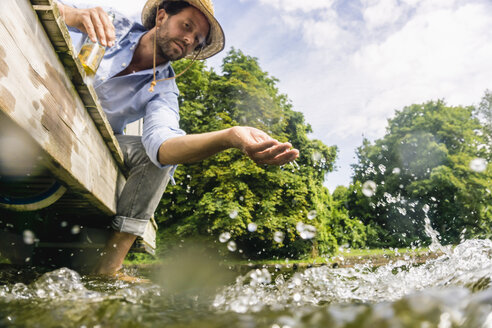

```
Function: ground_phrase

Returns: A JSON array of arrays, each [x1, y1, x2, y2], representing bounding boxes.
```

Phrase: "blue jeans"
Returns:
[[111, 135, 171, 236]]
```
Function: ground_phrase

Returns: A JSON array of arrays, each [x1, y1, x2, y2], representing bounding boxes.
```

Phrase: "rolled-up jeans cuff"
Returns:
[[111, 215, 147, 237]]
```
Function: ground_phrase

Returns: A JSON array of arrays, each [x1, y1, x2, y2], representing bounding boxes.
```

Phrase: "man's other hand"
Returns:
[[230, 126, 299, 166]]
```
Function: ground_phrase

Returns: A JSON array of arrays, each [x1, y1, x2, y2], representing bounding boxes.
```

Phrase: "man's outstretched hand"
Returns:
[[229, 126, 299, 166]]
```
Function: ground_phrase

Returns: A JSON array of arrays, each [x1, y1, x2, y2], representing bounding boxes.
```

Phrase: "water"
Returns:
[[1, 238, 492, 327]]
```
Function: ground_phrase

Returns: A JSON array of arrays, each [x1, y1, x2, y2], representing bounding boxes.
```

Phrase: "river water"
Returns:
[[1, 236, 492, 327]]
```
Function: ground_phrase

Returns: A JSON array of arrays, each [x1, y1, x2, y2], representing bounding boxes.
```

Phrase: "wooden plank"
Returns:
[[30, 0, 126, 172], [0, 0, 125, 215]]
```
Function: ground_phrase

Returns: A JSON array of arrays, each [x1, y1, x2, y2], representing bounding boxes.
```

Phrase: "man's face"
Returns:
[[155, 6, 210, 61]]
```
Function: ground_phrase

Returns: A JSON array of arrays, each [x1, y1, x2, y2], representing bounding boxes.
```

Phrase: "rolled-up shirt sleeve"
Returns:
[[142, 91, 186, 173]]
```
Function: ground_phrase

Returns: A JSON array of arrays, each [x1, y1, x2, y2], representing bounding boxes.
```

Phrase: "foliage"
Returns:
[[475, 89, 492, 143], [349, 99, 492, 247], [155, 49, 346, 259]]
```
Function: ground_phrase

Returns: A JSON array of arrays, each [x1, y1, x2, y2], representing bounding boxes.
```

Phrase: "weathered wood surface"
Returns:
[[30, 0, 125, 170], [0, 0, 126, 215]]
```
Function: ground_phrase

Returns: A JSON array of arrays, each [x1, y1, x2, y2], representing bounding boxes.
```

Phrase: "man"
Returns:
[[57, 0, 299, 276]]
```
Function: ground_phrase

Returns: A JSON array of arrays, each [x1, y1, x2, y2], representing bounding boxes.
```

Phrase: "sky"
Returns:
[[71, 0, 492, 191]]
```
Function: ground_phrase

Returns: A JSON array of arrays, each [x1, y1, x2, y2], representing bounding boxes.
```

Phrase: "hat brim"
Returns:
[[142, 0, 225, 60]]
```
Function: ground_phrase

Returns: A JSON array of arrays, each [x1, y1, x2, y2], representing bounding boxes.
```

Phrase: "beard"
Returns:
[[155, 20, 186, 61], [156, 37, 186, 61]]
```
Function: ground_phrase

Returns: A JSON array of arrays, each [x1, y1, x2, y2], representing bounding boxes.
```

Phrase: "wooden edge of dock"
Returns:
[[30, 0, 126, 174]]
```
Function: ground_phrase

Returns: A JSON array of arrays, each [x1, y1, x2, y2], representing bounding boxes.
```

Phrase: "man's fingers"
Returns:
[[80, 7, 109, 46], [100, 10, 115, 47], [78, 10, 97, 42], [257, 149, 299, 166], [245, 139, 278, 154], [249, 143, 299, 166], [91, 8, 107, 46], [252, 143, 292, 160], [60, 5, 115, 47]]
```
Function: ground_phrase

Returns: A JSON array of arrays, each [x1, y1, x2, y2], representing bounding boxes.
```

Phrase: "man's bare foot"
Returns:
[[93, 231, 137, 275], [113, 271, 151, 284]]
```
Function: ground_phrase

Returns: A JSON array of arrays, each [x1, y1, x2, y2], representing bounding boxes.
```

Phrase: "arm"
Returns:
[[158, 126, 299, 166], [56, 1, 115, 47]]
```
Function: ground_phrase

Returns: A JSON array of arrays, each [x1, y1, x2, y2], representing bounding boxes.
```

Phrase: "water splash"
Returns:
[[422, 204, 450, 253], [227, 241, 237, 252], [470, 158, 487, 172], [361, 181, 377, 197], [273, 231, 285, 243], [219, 232, 231, 243], [229, 209, 239, 219], [0, 268, 98, 301], [247, 222, 257, 232], [307, 210, 317, 220], [0, 241, 492, 327], [213, 239, 492, 313], [296, 222, 316, 240]]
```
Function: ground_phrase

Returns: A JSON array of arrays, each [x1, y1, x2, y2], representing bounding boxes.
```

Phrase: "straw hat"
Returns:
[[141, 0, 225, 60]]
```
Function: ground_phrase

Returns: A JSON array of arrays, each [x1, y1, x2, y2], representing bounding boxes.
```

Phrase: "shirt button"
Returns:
[[122, 63, 127, 67]]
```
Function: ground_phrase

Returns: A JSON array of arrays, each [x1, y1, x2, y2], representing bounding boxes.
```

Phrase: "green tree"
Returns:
[[474, 90, 492, 151], [349, 100, 492, 246], [156, 49, 341, 259]]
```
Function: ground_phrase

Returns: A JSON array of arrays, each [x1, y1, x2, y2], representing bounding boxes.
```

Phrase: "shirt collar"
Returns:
[[127, 30, 173, 77]]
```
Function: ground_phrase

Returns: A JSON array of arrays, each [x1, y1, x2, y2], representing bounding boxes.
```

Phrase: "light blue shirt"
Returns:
[[67, 11, 186, 179]]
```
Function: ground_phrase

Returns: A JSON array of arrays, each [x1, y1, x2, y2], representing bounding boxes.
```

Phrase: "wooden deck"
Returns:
[[0, 0, 126, 215], [0, 0, 157, 264]]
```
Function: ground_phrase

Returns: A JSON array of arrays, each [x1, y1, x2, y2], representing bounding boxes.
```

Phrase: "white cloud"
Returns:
[[362, 0, 404, 30], [348, 1, 492, 137], [236, 0, 492, 189], [70, 0, 144, 20], [257, 0, 335, 13]]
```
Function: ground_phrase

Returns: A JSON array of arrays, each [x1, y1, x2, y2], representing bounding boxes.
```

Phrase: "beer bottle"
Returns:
[[78, 11, 115, 75]]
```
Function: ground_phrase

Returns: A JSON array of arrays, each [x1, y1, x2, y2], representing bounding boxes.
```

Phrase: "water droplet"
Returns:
[[71, 225, 81, 235], [296, 221, 305, 232], [219, 232, 231, 243], [23, 230, 35, 245], [249, 268, 271, 285], [311, 151, 322, 162], [300, 224, 316, 239], [247, 222, 257, 232], [470, 158, 487, 173], [362, 180, 377, 197], [273, 231, 285, 243], [227, 241, 237, 252], [229, 209, 238, 219], [307, 210, 317, 220]]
